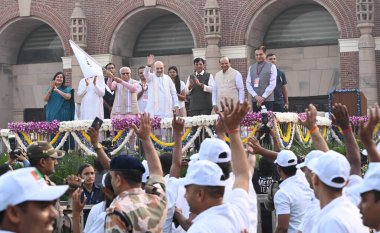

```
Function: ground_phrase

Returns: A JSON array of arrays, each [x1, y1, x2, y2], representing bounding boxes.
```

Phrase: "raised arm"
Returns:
[[77, 78, 88, 97], [219, 98, 250, 192], [359, 105, 380, 162], [132, 113, 163, 176], [87, 126, 110, 170], [144, 54, 155, 82], [93, 76, 106, 97], [247, 136, 278, 161], [332, 103, 361, 175], [299, 104, 329, 152], [170, 112, 184, 178]]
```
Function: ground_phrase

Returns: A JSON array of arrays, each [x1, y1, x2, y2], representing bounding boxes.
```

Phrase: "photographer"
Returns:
[[6, 149, 30, 168]]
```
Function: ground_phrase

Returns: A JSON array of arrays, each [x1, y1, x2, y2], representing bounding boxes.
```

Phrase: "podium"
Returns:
[[329, 89, 367, 116]]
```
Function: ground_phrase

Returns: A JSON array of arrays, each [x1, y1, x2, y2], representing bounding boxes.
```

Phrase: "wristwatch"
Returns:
[[93, 143, 103, 151]]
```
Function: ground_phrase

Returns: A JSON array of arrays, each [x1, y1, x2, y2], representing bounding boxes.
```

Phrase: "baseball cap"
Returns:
[[296, 150, 324, 169], [349, 162, 380, 194], [0, 167, 68, 211], [274, 150, 298, 167], [188, 153, 199, 166], [176, 160, 226, 187], [110, 154, 145, 173], [198, 138, 231, 163], [309, 151, 350, 188], [27, 141, 65, 159]]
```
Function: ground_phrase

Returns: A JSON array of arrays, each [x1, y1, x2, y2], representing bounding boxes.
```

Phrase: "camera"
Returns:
[[8, 135, 22, 160], [257, 106, 271, 145]]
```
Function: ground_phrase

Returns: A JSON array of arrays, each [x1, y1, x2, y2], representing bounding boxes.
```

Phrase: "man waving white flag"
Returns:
[[70, 40, 109, 120]]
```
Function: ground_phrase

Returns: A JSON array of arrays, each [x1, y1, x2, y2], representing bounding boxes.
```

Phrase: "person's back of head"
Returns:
[[177, 160, 226, 215], [110, 154, 145, 194], [259, 156, 275, 177], [159, 153, 172, 176], [274, 150, 298, 179]]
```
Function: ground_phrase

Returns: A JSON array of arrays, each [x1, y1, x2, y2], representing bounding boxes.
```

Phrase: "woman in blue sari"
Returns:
[[44, 72, 75, 150], [44, 72, 75, 121]]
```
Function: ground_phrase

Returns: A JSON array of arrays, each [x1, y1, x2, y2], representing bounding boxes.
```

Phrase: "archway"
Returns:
[[0, 18, 65, 126]]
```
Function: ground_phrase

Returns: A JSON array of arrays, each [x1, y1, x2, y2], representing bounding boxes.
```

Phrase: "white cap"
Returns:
[[274, 150, 298, 167], [349, 162, 380, 194], [309, 151, 350, 188], [101, 172, 108, 188], [0, 167, 68, 211], [188, 153, 199, 166], [198, 138, 231, 163], [296, 150, 324, 169], [176, 160, 226, 187], [141, 160, 150, 183]]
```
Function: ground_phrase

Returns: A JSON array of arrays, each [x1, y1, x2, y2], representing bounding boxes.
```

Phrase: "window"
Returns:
[[134, 14, 194, 56], [264, 5, 339, 48], [18, 25, 64, 64]]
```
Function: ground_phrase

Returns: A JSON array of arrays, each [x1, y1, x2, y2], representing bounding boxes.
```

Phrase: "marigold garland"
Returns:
[[149, 128, 192, 147], [297, 124, 311, 143], [21, 132, 32, 145], [224, 124, 259, 143], [277, 122, 293, 143], [50, 132, 61, 145], [112, 129, 126, 144]]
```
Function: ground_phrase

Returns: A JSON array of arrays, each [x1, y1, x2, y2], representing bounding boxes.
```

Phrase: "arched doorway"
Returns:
[[110, 8, 196, 80], [247, 3, 340, 112], [0, 18, 65, 126]]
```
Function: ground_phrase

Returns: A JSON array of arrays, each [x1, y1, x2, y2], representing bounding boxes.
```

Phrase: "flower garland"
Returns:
[[273, 121, 296, 149], [276, 122, 293, 143], [8, 120, 60, 134], [55, 132, 70, 150], [223, 124, 259, 144], [50, 132, 61, 145], [20, 132, 33, 145], [149, 128, 192, 147], [110, 129, 134, 156], [181, 126, 203, 153], [71, 131, 96, 156], [295, 124, 312, 147], [112, 129, 126, 144]]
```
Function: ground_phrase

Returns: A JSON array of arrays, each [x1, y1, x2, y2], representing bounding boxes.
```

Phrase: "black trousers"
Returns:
[[251, 101, 274, 112]]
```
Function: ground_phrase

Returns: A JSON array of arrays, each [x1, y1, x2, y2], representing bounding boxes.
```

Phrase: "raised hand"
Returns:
[[218, 98, 250, 131], [172, 111, 184, 136], [87, 127, 99, 146], [247, 136, 263, 154], [132, 113, 152, 141], [331, 103, 350, 130], [65, 175, 82, 190], [359, 104, 380, 145], [71, 188, 86, 214], [50, 80, 56, 89], [147, 54, 155, 67], [299, 104, 318, 130], [214, 117, 226, 137]]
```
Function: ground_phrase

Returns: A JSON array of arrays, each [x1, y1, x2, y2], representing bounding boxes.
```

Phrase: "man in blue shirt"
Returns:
[[267, 54, 289, 112]]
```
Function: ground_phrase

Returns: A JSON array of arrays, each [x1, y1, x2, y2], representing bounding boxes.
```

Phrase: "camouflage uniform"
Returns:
[[105, 175, 167, 233]]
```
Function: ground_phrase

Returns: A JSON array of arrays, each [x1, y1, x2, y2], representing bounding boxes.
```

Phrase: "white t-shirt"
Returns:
[[274, 174, 313, 233], [187, 188, 250, 233], [298, 194, 320, 233], [83, 201, 106, 233], [224, 173, 257, 233], [311, 196, 368, 233], [163, 175, 179, 233]]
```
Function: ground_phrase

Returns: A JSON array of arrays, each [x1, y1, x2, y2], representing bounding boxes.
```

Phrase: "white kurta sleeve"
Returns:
[[144, 66, 153, 82], [235, 71, 245, 103], [93, 77, 106, 97], [203, 74, 214, 93], [169, 79, 179, 108], [262, 64, 277, 99], [77, 79, 87, 97], [212, 80, 218, 106], [246, 66, 258, 98]]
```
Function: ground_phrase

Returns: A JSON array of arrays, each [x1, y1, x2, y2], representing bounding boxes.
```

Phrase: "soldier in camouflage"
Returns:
[[87, 113, 167, 232]]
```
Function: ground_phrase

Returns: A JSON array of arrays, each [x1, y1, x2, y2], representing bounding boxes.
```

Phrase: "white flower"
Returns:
[[274, 113, 298, 123]]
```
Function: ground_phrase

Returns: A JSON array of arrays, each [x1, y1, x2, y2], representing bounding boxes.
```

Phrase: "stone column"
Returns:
[[357, 0, 376, 105], [204, 0, 221, 75]]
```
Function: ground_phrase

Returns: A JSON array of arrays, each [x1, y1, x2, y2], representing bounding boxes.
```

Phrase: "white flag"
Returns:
[[69, 40, 112, 94]]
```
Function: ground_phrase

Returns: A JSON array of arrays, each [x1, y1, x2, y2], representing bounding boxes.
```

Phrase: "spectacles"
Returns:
[[121, 72, 131, 75]]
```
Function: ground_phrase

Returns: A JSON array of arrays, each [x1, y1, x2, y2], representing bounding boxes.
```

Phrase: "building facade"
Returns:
[[0, 0, 378, 127]]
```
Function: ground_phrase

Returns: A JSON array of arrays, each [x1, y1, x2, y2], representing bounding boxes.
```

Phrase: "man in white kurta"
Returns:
[[77, 76, 106, 120], [144, 55, 179, 118]]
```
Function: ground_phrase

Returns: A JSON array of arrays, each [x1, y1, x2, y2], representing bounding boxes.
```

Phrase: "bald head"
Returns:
[[154, 61, 164, 77], [219, 56, 230, 73]]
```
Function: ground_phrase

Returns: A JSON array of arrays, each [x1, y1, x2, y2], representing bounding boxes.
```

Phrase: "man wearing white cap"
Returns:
[[197, 138, 258, 233], [309, 152, 368, 233], [273, 150, 313, 233], [349, 163, 380, 232], [177, 98, 251, 232], [0, 167, 68, 233]]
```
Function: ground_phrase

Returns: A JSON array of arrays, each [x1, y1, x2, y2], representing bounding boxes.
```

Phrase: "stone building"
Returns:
[[0, 0, 378, 127]]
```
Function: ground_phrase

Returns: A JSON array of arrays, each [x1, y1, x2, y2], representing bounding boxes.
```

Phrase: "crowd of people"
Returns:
[[0, 45, 379, 233]]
